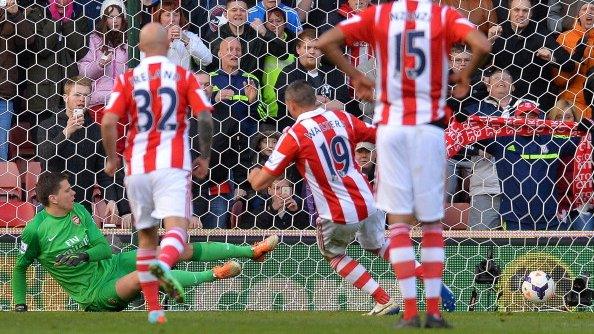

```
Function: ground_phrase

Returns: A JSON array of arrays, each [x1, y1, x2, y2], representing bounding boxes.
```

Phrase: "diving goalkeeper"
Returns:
[[12, 172, 278, 311]]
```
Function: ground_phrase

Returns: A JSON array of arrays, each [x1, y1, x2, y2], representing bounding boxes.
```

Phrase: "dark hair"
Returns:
[[267, 7, 286, 22], [97, 4, 128, 48], [152, 0, 189, 29], [284, 80, 317, 107], [37, 172, 69, 207], [296, 28, 317, 48], [485, 66, 514, 81]]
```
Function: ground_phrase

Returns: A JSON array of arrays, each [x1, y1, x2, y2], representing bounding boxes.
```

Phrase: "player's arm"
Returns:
[[12, 224, 41, 311], [248, 131, 299, 191], [188, 73, 214, 178], [317, 27, 366, 86], [349, 113, 376, 143], [457, 30, 491, 83], [101, 74, 127, 176]]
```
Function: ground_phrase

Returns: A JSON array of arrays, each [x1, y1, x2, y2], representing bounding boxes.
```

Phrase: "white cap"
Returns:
[[355, 142, 375, 151], [101, 0, 127, 17]]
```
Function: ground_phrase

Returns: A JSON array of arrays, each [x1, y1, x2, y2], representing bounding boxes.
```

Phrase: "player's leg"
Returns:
[[149, 168, 193, 304], [360, 211, 456, 312], [375, 125, 420, 327], [315, 218, 397, 315], [125, 173, 165, 323], [178, 236, 279, 263], [411, 124, 450, 328]]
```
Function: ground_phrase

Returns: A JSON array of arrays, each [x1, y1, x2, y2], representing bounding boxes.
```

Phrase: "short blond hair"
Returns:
[[63, 76, 92, 95]]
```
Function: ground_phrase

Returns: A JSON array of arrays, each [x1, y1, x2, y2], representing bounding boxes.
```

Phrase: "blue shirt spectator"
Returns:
[[248, 0, 302, 34]]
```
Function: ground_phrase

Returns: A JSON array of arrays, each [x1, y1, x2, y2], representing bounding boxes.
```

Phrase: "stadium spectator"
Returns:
[[488, 0, 571, 111], [547, 100, 594, 230], [25, 0, 89, 126], [238, 177, 310, 229], [248, 0, 302, 33], [354, 141, 376, 185], [252, 130, 280, 165], [464, 68, 519, 117], [190, 70, 246, 229], [548, 0, 586, 33], [36, 76, 113, 213], [205, 0, 285, 78], [554, 1, 594, 119], [441, 0, 498, 35], [481, 101, 580, 230], [151, 0, 212, 70], [211, 37, 260, 150], [0, 0, 34, 160], [258, 7, 296, 124], [78, 0, 128, 137], [275, 28, 349, 130]]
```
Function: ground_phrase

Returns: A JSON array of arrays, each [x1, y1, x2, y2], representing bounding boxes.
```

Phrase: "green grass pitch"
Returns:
[[3, 312, 594, 334]]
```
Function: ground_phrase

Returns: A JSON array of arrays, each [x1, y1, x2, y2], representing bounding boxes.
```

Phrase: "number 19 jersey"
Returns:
[[104, 56, 212, 176], [338, 0, 475, 126], [263, 108, 376, 224]]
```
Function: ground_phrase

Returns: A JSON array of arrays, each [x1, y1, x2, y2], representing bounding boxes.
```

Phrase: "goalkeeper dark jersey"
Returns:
[[12, 203, 112, 307]]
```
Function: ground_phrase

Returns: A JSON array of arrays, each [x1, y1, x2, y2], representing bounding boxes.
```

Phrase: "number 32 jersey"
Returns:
[[104, 56, 212, 176], [338, 1, 474, 126], [264, 108, 376, 224]]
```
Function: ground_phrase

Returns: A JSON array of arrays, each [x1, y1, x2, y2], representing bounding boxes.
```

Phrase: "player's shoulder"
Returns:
[[22, 210, 47, 236]]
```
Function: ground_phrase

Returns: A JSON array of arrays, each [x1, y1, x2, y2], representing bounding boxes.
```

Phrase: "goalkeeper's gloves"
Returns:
[[15, 304, 28, 312], [55, 252, 89, 267]]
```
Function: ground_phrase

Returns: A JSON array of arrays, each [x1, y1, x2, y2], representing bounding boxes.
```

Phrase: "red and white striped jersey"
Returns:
[[263, 108, 376, 224], [104, 56, 212, 175], [338, 0, 475, 126]]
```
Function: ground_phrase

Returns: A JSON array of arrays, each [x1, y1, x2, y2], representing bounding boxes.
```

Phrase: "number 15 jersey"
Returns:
[[263, 108, 376, 224], [338, 1, 475, 126], [104, 56, 212, 176]]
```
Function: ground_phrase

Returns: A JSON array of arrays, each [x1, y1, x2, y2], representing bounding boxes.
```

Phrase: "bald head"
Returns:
[[218, 37, 242, 72], [139, 23, 169, 57]]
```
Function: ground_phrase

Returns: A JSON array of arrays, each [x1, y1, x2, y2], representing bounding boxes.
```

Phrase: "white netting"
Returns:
[[1, 0, 594, 312]]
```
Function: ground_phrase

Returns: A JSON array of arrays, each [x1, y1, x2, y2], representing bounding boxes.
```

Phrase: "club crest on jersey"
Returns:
[[72, 215, 81, 225]]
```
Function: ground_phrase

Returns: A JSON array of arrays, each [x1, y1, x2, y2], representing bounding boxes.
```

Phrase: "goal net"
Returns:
[[1, 0, 594, 313]]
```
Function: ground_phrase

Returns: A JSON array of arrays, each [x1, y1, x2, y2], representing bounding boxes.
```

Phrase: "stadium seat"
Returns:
[[443, 203, 470, 230], [0, 201, 36, 227], [8, 122, 36, 159], [0, 161, 22, 201]]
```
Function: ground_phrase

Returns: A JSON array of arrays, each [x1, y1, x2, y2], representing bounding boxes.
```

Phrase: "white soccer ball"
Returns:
[[521, 270, 556, 303]]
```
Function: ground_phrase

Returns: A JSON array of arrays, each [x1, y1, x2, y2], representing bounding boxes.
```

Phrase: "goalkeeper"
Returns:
[[12, 172, 278, 312]]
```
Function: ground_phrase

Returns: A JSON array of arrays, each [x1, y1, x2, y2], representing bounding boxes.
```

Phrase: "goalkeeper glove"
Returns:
[[15, 304, 28, 312], [55, 252, 89, 266]]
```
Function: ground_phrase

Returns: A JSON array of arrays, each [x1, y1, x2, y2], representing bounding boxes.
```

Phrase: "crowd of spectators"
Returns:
[[2, 0, 594, 231]]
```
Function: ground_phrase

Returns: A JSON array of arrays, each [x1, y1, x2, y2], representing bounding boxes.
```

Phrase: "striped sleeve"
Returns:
[[186, 71, 213, 115], [444, 6, 476, 46], [263, 130, 299, 176], [338, 5, 376, 46], [104, 73, 130, 118]]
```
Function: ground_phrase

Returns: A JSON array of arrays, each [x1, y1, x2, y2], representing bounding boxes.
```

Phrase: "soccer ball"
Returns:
[[521, 270, 556, 303]]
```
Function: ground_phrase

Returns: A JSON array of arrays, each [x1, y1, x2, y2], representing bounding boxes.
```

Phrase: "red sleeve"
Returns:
[[338, 5, 376, 47], [445, 6, 476, 46], [187, 72, 213, 115], [349, 114, 376, 144], [103, 73, 130, 118], [263, 131, 299, 176]]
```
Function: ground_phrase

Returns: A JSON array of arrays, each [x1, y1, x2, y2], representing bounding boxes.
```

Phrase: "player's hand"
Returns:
[[192, 156, 210, 179], [104, 156, 120, 177], [449, 71, 470, 99], [250, 18, 267, 36], [215, 89, 234, 103], [63, 112, 84, 139], [352, 73, 375, 102], [55, 252, 89, 267], [536, 47, 553, 62], [487, 25, 502, 42], [244, 80, 258, 103], [14, 304, 28, 312]]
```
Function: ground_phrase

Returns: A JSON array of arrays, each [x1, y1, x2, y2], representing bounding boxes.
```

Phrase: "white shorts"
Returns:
[[375, 124, 445, 221], [125, 168, 192, 230], [316, 210, 386, 258]]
